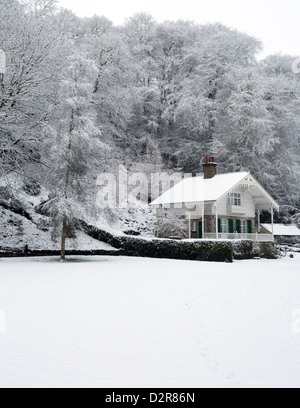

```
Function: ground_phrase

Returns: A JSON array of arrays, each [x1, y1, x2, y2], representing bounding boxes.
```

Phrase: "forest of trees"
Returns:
[[1, 0, 300, 247]]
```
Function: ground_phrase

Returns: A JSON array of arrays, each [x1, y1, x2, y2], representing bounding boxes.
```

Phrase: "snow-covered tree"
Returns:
[[0, 0, 66, 176], [219, 68, 276, 169], [157, 213, 188, 239], [45, 55, 108, 260]]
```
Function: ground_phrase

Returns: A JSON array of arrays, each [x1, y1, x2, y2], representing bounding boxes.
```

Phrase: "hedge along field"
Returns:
[[80, 221, 280, 262], [0, 219, 277, 262], [80, 222, 233, 263], [114, 236, 233, 263]]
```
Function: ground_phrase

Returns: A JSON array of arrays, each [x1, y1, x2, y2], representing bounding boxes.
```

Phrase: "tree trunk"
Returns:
[[60, 109, 74, 261], [61, 218, 67, 260]]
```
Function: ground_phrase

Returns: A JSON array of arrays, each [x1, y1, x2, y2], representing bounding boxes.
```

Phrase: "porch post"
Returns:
[[215, 204, 218, 239], [258, 209, 261, 233], [202, 204, 205, 239], [271, 206, 274, 235], [188, 212, 191, 239]]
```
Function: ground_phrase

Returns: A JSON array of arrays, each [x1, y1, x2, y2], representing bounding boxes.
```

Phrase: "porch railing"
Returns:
[[203, 233, 274, 242]]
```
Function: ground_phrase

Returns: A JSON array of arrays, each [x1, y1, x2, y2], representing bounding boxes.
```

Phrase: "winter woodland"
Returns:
[[1, 0, 300, 255]]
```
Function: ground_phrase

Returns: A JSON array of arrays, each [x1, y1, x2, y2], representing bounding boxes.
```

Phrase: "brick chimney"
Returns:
[[203, 156, 217, 179]]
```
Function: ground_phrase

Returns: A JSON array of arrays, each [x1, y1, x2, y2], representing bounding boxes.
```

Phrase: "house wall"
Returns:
[[190, 216, 213, 238], [191, 219, 201, 239], [157, 188, 256, 238], [212, 188, 256, 218], [216, 217, 255, 234], [191, 216, 255, 238]]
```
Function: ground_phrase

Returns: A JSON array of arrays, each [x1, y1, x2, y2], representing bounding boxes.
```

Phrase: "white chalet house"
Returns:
[[150, 157, 279, 242]]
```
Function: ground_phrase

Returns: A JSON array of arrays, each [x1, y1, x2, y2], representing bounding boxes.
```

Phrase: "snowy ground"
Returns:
[[0, 256, 299, 388]]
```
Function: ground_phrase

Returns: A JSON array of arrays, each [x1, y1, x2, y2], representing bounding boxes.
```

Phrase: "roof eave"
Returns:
[[150, 200, 217, 207]]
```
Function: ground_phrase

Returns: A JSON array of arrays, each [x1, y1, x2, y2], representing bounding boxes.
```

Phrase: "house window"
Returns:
[[191, 221, 197, 233], [241, 220, 247, 234], [221, 219, 228, 233], [228, 193, 241, 206]]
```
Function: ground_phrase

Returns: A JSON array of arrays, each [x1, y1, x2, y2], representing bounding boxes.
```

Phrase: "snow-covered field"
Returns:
[[0, 256, 299, 388]]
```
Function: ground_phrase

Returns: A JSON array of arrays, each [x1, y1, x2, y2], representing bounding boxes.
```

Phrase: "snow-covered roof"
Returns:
[[151, 172, 248, 206], [150, 171, 279, 210], [262, 224, 300, 236]]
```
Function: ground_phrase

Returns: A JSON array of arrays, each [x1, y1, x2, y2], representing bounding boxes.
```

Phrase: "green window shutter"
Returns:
[[248, 220, 253, 234], [229, 219, 234, 233], [236, 219, 241, 233], [199, 222, 203, 239], [218, 219, 222, 233]]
